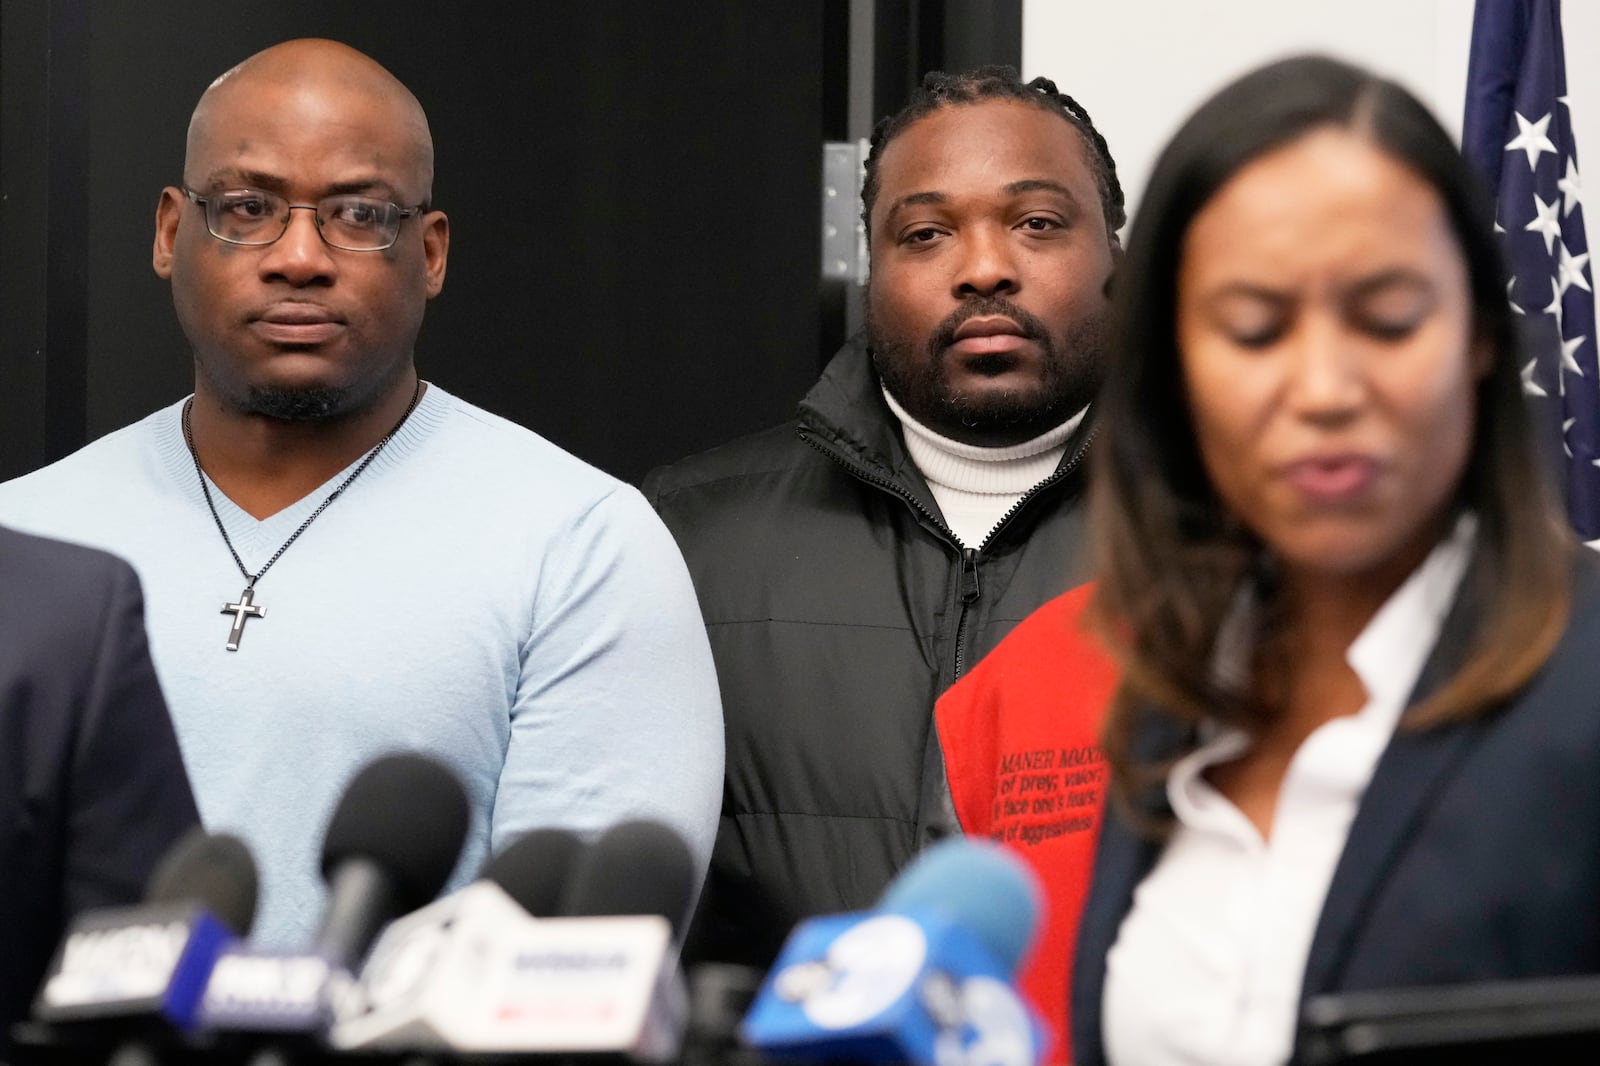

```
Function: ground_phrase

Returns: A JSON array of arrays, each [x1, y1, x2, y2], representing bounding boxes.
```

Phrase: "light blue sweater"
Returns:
[[0, 385, 724, 946]]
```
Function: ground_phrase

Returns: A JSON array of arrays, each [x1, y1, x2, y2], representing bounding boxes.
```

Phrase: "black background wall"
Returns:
[[0, 1, 1018, 485]]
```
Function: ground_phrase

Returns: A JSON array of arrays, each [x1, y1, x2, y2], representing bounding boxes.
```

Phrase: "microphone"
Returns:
[[741, 837, 1049, 1066], [147, 827, 260, 936], [316, 751, 472, 967], [198, 751, 469, 1042], [334, 819, 698, 1061], [330, 826, 587, 1051], [558, 817, 700, 937], [28, 828, 257, 1042], [505, 818, 697, 1060], [482, 825, 587, 917], [877, 837, 1040, 975]]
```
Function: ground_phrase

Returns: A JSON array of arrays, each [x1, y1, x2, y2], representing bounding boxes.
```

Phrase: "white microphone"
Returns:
[[333, 819, 696, 1061], [331, 827, 585, 1049]]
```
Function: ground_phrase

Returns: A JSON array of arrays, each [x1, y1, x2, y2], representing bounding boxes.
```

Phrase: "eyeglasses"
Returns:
[[182, 187, 428, 252]]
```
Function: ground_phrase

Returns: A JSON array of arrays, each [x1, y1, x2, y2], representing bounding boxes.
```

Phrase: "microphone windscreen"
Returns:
[[320, 753, 470, 912], [558, 820, 697, 939], [877, 838, 1041, 975], [480, 827, 586, 917], [145, 827, 259, 938]]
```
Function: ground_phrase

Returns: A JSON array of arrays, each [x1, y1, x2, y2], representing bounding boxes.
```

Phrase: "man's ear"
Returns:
[[421, 210, 449, 298], [153, 187, 186, 279], [1102, 233, 1123, 299]]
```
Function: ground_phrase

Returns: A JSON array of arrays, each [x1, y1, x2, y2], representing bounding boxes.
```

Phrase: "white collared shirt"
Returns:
[[1101, 516, 1476, 1066]]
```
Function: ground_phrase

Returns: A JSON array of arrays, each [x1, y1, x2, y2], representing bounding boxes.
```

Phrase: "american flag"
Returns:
[[1463, 0, 1596, 543]]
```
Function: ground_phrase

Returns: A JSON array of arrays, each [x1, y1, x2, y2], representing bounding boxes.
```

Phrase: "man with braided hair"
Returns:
[[644, 66, 1123, 1041]]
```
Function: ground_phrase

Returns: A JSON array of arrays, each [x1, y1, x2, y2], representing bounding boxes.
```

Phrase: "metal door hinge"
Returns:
[[821, 140, 869, 285]]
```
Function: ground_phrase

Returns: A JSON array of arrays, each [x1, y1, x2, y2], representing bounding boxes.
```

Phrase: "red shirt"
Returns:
[[935, 583, 1119, 1063]]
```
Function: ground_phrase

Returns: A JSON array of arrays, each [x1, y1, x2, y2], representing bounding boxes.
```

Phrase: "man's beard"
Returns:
[[868, 294, 1105, 445], [240, 385, 348, 421], [194, 348, 408, 423]]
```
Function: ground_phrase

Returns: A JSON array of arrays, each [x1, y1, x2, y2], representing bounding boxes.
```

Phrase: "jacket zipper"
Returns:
[[980, 422, 1098, 545], [963, 424, 1099, 681], [798, 431, 962, 543], [955, 425, 1098, 677], [952, 548, 981, 678], [799, 423, 1095, 680]]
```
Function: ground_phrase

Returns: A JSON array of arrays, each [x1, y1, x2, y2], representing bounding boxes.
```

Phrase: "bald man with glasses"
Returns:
[[0, 38, 723, 945]]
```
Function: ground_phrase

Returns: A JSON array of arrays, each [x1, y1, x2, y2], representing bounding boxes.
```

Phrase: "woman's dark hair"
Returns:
[[1088, 54, 1574, 821]]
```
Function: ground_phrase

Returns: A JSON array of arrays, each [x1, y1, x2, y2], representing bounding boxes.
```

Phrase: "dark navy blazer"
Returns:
[[1072, 551, 1600, 1065], [0, 524, 200, 1053]]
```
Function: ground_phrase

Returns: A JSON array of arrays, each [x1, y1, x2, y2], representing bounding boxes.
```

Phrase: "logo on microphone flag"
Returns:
[[742, 905, 1043, 1066]]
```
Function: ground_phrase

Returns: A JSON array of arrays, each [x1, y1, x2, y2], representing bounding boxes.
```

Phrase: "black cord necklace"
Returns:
[[181, 378, 424, 651]]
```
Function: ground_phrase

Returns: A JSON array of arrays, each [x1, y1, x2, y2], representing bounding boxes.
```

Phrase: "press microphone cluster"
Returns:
[[332, 830, 1047, 1066], [20, 744, 1046, 1066], [17, 747, 708, 1065]]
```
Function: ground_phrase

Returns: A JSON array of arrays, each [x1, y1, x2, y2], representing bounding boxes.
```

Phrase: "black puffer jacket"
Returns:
[[642, 333, 1095, 966]]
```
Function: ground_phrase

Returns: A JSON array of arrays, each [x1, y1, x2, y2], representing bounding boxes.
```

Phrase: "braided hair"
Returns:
[[860, 65, 1125, 243]]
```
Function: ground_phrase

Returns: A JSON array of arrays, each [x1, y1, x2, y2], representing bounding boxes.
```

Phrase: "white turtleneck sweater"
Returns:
[[881, 387, 1086, 550]]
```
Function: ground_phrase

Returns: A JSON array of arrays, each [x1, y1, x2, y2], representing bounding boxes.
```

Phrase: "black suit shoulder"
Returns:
[[0, 525, 163, 758], [0, 524, 200, 1050], [0, 524, 139, 643]]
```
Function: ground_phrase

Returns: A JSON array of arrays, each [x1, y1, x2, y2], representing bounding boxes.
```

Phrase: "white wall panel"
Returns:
[[1023, 0, 1598, 230]]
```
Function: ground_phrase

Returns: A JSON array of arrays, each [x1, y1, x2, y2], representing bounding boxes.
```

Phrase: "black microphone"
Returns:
[[145, 827, 259, 939], [481, 826, 587, 918], [559, 819, 700, 939], [314, 752, 471, 969]]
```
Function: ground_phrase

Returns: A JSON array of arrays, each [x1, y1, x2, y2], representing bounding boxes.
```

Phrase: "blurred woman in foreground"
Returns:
[[1072, 54, 1599, 1065]]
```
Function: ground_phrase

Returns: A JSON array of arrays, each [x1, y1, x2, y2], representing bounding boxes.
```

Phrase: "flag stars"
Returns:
[[1545, 276, 1566, 332], [1561, 333, 1587, 378], [1558, 241, 1592, 296], [1479, 35, 1598, 540], [1560, 156, 1584, 216], [1526, 193, 1564, 253], [1506, 111, 1559, 170], [1522, 357, 1547, 396]]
